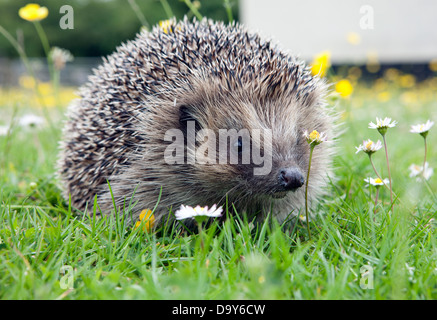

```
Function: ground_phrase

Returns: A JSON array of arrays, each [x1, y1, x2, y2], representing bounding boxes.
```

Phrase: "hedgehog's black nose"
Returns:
[[279, 168, 305, 190]]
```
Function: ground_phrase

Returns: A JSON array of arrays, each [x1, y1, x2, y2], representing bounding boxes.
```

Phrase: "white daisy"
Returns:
[[409, 164, 422, 177], [364, 177, 389, 187], [369, 117, 397, 135], [303, 130, 328, 146], [355, 139, 382, 154], [50, 47, 74, 70], [298, 214, 308, 222], [175, 204, 223, 220], [18, 114, 44, 128], [409, 162, 433, 181], [410, 120, 434, 137]]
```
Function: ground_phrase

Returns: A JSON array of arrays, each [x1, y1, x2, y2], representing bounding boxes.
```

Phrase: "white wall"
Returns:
[[240, 0, 437, 64]]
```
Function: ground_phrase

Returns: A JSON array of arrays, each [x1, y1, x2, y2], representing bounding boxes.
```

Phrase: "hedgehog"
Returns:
[[57, 18, 336, 227]]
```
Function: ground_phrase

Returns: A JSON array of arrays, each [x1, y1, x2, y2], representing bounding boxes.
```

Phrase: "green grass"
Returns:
[[0, 83, 436, 300]]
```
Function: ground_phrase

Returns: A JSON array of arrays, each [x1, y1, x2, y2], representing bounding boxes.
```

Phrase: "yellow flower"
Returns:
[[368, 117, 397, 136], [19, 75, 36, 89], [42, 95, 56, 108], [303, 130, 328, 146], [335, 79, 353, 98], [19, 4, 48, 22], [355, 139, 382, 154], [401, 91, 418, 105], [377, 91, 391, 102], [309, 130, 320, 141], [399, 74, 416, 88], [159, 19, 174, 34], [310, 51, 331, 77], [134, 209, 155, 232], [299, 214, 307, 222], [410, 120, 434, 137], [364, 177, 389, 187], [38, 82, 53, 95]]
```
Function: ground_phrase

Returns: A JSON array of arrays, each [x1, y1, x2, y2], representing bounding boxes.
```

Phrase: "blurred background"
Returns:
[[242, 0, 437, 64], [1, 0, 436, 86], [0, 0, 239, 86], [1, 0, 437, 122]]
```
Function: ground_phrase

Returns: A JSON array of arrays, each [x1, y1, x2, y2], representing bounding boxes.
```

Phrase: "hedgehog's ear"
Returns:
[[179, 105, 202, 134]]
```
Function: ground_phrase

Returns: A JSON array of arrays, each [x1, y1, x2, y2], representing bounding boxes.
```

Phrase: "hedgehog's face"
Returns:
[[174, 93, 325, 202]]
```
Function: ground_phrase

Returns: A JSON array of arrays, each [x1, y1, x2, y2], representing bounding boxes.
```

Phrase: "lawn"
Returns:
[[0, 75, 436, 300]]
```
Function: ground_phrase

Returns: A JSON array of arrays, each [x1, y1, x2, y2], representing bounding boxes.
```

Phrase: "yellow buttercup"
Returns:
[[19, 3, 48, 22]]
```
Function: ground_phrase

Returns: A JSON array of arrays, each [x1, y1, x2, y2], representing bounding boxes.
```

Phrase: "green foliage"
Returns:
[[0, 86, 436, 299]]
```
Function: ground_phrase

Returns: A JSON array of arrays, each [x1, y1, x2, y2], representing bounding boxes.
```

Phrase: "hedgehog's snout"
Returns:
[[278, 167, 305, 191]]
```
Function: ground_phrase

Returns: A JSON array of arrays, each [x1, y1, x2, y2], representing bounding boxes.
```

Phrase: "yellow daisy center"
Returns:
[[309, 130, 320, 141], [365, 141, 374, 149], [374, 178, 382, 184], [194, 206, 205, 214]]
